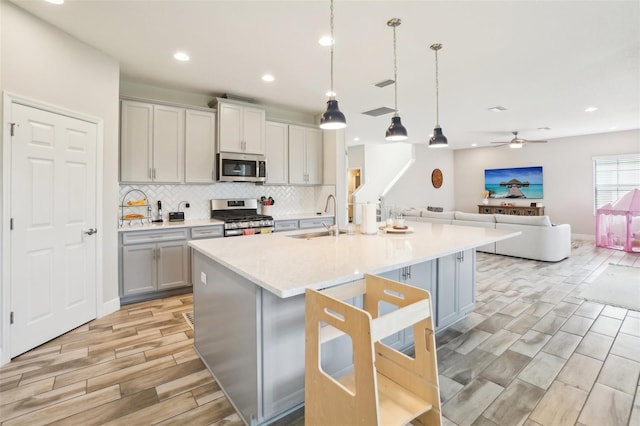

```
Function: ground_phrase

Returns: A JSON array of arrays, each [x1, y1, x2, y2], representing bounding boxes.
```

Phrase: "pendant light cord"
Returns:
[[392, 24, 399, 117], [434, 47, 440, 126], [329, 0, 335, 100]]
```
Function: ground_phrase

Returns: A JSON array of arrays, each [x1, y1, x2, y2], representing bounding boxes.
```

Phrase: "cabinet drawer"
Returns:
[[274, 220, 299, 232], [191, 226, 224, 239], [299, 217, 334, 229], [122, 228, 188, 245]]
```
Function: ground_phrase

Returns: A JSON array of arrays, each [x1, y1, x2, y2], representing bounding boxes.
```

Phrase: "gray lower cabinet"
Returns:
[[120, 225, 223, 303], [436, 249, 475, 329], [298, 217, 334, 229], [193, 251, 353, 425], [378, 261, 436, 350], [274, 219, 299, 232]]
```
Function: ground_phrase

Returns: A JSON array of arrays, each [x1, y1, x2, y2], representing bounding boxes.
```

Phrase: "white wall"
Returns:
[[1, 0, 120, 313], [454, 130, 640, 235], [348, 143, 412, 222], [383, 144, 455, 211]]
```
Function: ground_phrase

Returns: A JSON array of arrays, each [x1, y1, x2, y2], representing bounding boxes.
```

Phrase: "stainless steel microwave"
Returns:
[[217, 152, 266, 183]]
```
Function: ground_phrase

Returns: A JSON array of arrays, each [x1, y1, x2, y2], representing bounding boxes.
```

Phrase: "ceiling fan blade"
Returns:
[[489, 141, 509, 144], [525, 140, 548, 143]]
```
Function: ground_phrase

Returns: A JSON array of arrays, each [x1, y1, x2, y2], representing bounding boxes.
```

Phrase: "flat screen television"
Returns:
[[484, 166, 543, 199]]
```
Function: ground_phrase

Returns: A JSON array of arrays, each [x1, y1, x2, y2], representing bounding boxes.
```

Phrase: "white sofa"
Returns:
[[401, 208, 571, 262]]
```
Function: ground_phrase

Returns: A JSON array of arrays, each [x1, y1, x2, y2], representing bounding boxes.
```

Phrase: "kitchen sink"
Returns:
[[288, 229, 347, 239]]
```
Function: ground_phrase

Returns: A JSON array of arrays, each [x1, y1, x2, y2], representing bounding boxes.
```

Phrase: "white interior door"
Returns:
[[10, 103, 98, 357]]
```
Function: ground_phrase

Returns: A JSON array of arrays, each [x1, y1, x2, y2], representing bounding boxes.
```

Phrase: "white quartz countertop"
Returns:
[[118, 218, 224, 232], [188, 221, 520, 298]]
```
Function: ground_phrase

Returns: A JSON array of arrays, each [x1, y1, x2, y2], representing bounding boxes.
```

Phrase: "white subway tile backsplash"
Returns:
[[119, 183, 321, 221]]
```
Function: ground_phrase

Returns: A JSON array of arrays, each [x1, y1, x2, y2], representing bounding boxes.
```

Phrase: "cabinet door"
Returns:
[[120, 101, 153, 182], [458, 250, 475, 314], [122, 243, 157, 296], [153, 105, 184, 183], [288, 125, 307, 184], [437, 253, 459, 329], [274, 220, 298, 232], [218, 102, 243, 153], [299, 217, 334, 230], [305, 128, 323, 185], [242, 106, 266, 154], [265, 122, 289, 184], [185, 109, 216, 183], [156, 240, 190, 290]]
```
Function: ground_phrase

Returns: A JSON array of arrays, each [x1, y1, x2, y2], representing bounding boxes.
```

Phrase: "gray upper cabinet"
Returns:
[[185, 109, 216, 183], [288, 125, 322, 185], [217, 99, 265, 155], [120, 100, 185, 183], [265, 121, 289, 184]]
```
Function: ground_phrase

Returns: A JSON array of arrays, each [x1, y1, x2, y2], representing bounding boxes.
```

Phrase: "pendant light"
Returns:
[[428, 43, 448, 147], [385, 18, 408, 141], [319, 0, 346, 130]]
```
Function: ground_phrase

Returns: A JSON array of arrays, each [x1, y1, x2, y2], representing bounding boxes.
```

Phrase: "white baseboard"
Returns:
[[572, 233, 595, 241], [100, 297, 121, 318]]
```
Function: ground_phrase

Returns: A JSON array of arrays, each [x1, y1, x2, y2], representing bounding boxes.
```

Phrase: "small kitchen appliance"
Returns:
[[210, 198, 274, 237]]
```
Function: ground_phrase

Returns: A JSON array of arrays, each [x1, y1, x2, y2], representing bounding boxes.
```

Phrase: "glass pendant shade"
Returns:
[[429, 126, 447, 147], [320, 99, 347, 129], [386, 115, 408, 141]]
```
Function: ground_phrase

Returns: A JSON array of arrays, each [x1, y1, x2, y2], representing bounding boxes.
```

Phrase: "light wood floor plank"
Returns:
[[0, 377, 55, 406], [3, 385, 120, 426], [119, 358, 207, 397], [154, 396, 237, 426], [0, 381, 87, 423], [114, 331, 188, 359], [86, 355, 176, 393], [155, 369, 214, 401], [100, 391, 198, 426], [53, 352, 146, 390]]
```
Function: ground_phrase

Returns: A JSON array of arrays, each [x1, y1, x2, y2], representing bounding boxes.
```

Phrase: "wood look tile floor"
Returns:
[[1, 240, 639, 425]]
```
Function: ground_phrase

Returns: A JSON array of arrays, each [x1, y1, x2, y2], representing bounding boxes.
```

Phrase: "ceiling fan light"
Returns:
[[320, 99, 347, 129], [429, 126, 448, 147], [386, 115, 408, 141], [509, 142, 523, 149]]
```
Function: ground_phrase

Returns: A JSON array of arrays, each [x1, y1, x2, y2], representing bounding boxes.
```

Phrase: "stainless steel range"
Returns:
[[210, 198, 274, 237]]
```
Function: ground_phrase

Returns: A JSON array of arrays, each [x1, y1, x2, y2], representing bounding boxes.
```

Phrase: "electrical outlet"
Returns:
[[200, 272, 207, 285]]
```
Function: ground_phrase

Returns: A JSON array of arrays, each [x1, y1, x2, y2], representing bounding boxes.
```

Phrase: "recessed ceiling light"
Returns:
[[471, 143, 478, 147], [318, 35, 334, 46], [488, 106, 508, 112], [173, 52, 190, 62], [45, 0, 64, 4], [353, 137, 360, 141], [537, 127, 551, 130], [262, 74, 275, 82], [585, 106, 598, 112]]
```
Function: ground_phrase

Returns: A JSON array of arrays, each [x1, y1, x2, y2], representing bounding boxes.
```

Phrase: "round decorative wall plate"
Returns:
[[431, 168, 443, 188]]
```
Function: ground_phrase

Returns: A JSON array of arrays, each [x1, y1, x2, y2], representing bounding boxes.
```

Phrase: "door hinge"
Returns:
[[10, 218, 14, 230], [10, 312, 14, 325]]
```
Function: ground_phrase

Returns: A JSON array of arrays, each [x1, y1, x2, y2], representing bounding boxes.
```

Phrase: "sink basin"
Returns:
[[288, 230, 347, 239]]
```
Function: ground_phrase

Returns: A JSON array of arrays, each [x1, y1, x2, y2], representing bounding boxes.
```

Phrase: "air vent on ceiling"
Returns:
[[362, 107, 396, 117], [375, 79, 395, 88]]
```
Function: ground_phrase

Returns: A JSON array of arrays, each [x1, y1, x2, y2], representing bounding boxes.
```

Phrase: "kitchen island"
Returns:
[[189, 222, 519, 425]]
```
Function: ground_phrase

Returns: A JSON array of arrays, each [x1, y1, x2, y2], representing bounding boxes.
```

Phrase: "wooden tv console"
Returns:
[[478, 205, 545, 216]]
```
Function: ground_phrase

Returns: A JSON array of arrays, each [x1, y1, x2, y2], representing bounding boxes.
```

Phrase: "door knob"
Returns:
[[83, 228, 98, 235]]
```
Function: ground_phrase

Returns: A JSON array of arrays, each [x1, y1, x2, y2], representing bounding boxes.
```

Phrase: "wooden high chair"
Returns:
[[305, 274, 441, 425]]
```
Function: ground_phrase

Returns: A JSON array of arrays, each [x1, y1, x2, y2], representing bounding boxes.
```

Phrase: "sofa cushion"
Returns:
[[495, 214, 552, 227], [420, 210, 455, 220], [454, 211, 496, 223], [399, 207, 421, 217]]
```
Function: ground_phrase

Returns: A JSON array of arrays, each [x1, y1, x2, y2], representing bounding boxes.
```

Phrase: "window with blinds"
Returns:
[[593, 154, 640, 213]]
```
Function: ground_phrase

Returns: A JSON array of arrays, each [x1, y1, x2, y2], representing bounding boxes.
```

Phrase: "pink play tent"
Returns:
[[596, 188, 640, 252]]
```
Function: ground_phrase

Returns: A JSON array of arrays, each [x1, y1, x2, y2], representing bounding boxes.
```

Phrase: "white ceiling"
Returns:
[[11, 0, 640, 149]]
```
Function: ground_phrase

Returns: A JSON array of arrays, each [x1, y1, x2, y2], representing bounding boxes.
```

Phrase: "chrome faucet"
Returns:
[[322, 222, 338, 237], [324, 194, 336, 214]]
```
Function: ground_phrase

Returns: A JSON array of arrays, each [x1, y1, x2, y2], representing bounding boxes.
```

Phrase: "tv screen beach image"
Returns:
[[484, 166, 543, 199]]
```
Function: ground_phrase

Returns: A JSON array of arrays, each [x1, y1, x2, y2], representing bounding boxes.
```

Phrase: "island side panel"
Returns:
[[193, 250, 260, 425]]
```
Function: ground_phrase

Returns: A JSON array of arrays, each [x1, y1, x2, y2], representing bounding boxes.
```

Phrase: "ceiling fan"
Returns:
[[490, 131, 548, 148]]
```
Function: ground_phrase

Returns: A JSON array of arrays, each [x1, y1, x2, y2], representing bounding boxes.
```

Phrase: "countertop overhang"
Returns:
[[188, 222, 520, 298]]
